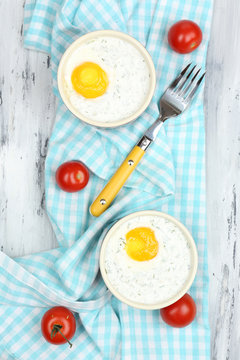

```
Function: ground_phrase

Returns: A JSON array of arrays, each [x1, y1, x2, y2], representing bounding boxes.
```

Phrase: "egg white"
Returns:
[[104, 215, 192, 305], [63, 36, 151, 123]]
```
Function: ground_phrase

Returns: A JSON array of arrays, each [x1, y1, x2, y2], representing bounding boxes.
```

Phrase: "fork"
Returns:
[[90, 63, 205, 217]]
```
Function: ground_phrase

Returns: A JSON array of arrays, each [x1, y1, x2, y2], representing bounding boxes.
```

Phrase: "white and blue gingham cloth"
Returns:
[[0, 0, 213, 359]]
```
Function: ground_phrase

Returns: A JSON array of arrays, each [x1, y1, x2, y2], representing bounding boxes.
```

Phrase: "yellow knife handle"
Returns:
[[90, 145, 145, 217]]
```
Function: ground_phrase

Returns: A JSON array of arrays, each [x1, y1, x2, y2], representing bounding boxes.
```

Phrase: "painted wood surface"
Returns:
[[205, 0, 240, 359], [0, 0, 239, 359]]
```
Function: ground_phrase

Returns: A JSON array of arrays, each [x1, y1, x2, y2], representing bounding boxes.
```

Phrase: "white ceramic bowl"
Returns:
[[57, 30, 156, 128], [100, 210, 198, 310]]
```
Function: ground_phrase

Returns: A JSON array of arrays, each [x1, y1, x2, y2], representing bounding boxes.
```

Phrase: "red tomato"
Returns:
[[168, 20, 202, 54], [160, 294, 196, 328], [41, 306, 76, 347], [56, 160, 89, 192]]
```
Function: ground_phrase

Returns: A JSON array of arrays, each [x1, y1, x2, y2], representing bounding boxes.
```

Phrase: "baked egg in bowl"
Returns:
[[57, 30, 156, 127], [100, 211, 198, 310]]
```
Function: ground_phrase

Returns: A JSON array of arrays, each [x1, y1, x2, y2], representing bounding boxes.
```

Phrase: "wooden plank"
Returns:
[[0, 0, 57, 256], [205, 0, 240, 359]]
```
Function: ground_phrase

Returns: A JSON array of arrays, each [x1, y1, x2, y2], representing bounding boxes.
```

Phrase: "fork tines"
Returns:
[[172, 63, 206, 102]]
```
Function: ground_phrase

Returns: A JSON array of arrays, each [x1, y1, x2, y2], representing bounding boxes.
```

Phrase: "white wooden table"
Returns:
[[0, 1, 239, 359]]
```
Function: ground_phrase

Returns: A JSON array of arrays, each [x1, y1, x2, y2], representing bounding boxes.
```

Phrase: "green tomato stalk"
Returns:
[[50, 324, 73, 348]]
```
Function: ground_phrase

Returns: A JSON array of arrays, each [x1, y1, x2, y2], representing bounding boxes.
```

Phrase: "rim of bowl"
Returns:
[[99, 210, 198, 310], [57, 30, 156, 128]]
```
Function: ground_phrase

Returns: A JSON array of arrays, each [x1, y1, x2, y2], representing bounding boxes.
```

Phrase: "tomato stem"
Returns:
[[58, 329, 73, 348], [51, 324, 73, 348]]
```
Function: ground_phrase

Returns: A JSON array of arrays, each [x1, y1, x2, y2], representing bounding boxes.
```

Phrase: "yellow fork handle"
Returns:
[[90, 146, 145, 217]]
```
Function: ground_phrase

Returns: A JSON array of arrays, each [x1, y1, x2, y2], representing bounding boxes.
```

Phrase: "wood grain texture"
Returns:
[[205, 0, 240, 359], [0, 0, 57, 256], [0, 0, 240, 359]]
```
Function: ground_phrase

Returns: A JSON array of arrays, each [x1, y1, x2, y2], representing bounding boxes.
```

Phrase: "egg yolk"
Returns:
[[71, 62, 108, 98], [125, 227, 159, 262]]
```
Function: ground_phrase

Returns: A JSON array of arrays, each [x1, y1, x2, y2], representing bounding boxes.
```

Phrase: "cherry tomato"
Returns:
[[56, 160, 89, 192], [160, 294, 196, 328], [168, 20, 202, 54], [41, 306, 76, 347]]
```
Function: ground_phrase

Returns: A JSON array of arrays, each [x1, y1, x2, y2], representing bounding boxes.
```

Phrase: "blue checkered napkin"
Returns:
[[0, 0, 213, 359]]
